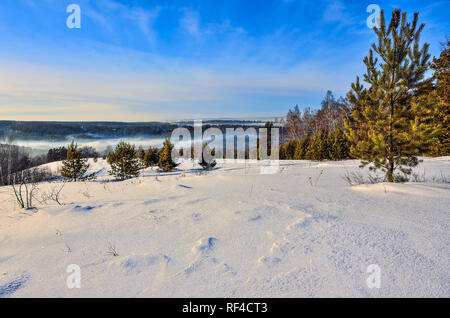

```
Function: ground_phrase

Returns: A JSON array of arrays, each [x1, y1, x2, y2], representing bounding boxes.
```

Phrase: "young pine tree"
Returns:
[[61, 141, 89, 181], [280, 140, 298, 160], [294, 137, 309, 159], [329, 126, 350, 160], [199, 142, 217, 170], [306, 129, 330, 161], [143, 146, 159, 168], [158, 139, 179, 172], [136, 146, 145, 161], [345, 9, 438, 182], [420, 40, 449, 157], [107, 141, 142, 180]]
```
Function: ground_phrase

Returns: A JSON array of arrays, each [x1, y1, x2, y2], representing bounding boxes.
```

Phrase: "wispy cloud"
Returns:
[[0, 0, 447, 120], [322, 0, 354, 27], [125, 6, 162, 45], [179, 8, 201, 40]]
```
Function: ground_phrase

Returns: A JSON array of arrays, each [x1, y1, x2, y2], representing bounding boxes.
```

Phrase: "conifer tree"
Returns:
[[61, 141, 89, 181], [199, 142, 217, 170], [158, 139, 179, 172], [136, 146, 145, 161], [294, 137, 309, 159], [329, 126, 350, 160], [306, 129, 330, 161], [345, 9, 438, 182], [280, 140, 297, 160], [420, 40, 449, 156], [107, 141, 142, 180], [278, 142, 286, 160], [143, 146, 159, 168]]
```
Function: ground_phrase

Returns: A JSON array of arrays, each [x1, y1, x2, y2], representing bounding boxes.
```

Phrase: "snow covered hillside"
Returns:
[[0, 158, 449, 297]]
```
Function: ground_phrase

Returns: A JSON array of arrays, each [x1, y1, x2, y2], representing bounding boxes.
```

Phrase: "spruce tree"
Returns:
[[107, 141, 142, 180], [345, 9, 438, 182], [158, 139, 179, 172], [61, 141, 89, 181]]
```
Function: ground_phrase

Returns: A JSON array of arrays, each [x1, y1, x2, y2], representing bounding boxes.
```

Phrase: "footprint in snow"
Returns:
[[183, 237, 218, 277], [192, 237, 217, 256], [259, 256, 282, 268], [108, 254, 170, 276]]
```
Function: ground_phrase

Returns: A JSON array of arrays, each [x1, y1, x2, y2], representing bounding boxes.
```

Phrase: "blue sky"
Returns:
[[0, 0, 448, 121]]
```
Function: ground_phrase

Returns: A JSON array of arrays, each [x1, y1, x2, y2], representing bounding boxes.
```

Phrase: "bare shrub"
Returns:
[[343, 171, 367, 186], [308, 170, 324, 187], [410, 171, 449, 184], [10, 170, 40, 209], [344, 169, 448, 185], [41, 181, 66, 206], [106, 244, 119, 257], [9, 166, 61, 209], [63, 243, 71, 254]]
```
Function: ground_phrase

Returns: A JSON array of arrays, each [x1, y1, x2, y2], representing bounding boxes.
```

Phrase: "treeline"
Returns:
[[279, 91, 351, 160], [0, 144, 54, 186], [280, 126, 350, 161], [0, 121, 178, 141], [0, 143, 101, 186], [0, 121, 265, 141], [47, 145, 99, 162]]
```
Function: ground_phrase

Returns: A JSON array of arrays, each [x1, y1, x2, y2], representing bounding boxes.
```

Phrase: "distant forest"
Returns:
[[0, 120, 265, 141]]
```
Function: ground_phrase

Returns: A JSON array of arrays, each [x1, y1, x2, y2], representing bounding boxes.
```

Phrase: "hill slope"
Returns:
[[0, 158, 449, 297]]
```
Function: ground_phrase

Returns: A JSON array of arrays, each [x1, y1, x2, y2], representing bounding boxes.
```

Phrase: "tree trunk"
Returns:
[[387, 71, 395, 182], [387, 159, 394, 182]]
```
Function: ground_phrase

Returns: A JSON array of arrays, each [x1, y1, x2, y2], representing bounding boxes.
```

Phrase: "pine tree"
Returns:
[[107, 141, 142, 180], [294, 137, 309, 159], [422, 40, 449, 156], [199, 142, 217, 170], [136, 146, 145, 161], [61, 141, 89, 181], [158, 139, 179, 172], [345, 9, 438, 182], [143, 146, 159, 168], [305, 129, 330, 161], [329, 126, 350, 160], [280, 140, 297, 160]]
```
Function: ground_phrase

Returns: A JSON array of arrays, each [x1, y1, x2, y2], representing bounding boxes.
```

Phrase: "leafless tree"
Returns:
[[284, 91, 350, 142], [41, 181, 66, 206]]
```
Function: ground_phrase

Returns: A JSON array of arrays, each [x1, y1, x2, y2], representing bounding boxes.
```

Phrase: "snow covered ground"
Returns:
[[0, 157, 449, 297]]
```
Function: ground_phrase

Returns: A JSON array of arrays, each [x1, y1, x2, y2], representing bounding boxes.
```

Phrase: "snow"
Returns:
[[0, 157, 449, 297]]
